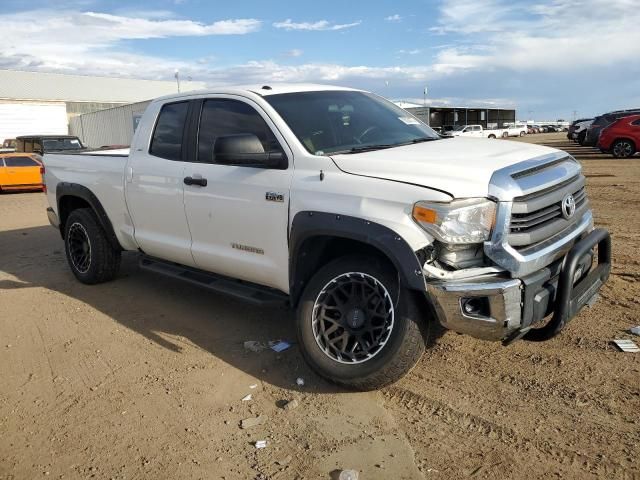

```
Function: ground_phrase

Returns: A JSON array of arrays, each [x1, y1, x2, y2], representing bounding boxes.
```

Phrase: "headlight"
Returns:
[[412, 198, 496, 244]]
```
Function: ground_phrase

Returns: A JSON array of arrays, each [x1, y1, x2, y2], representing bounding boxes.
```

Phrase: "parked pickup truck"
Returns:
[[43, 84, 611, 390], [449, 124, 516, 139]]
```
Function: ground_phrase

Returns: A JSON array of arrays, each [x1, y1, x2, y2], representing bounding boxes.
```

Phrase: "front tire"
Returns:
[[296, 255, 428, 390], [612, 139, 636, 158], [64, 208, 121, 284]]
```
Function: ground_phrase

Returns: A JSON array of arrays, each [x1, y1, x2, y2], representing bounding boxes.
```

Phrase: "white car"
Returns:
[[42, 84, 611, 390], [501, 123, 528, 137], [449, 124, 510, 138]]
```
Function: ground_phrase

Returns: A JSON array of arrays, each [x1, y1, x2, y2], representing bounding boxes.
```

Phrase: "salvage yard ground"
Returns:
[[1, 133, 638, 479]]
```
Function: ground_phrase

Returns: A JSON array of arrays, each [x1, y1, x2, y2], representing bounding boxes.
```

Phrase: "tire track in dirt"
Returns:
[[382, 386, 636, 478]]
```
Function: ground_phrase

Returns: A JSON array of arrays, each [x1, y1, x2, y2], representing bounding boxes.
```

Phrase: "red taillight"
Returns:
[[40, 165, 47, 193]]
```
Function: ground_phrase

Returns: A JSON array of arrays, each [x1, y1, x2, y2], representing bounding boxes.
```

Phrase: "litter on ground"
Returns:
[[613, 339, 640, 352]]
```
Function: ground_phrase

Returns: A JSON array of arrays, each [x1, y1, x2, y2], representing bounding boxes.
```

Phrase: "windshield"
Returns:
[[43, 138, 83, 151], [264, 91, 439, 155], [452, 125, 465, 131]]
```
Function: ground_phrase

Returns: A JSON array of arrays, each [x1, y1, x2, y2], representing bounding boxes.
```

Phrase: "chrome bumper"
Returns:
[[426, 228, 611, 342], [427, 275, 522, 341]]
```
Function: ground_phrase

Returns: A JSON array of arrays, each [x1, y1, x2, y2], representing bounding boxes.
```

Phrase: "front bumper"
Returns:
[[427, 228, 611, 342]]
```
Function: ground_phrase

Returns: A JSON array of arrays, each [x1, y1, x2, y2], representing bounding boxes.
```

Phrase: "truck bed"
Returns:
[[43, 150, 136, 250]]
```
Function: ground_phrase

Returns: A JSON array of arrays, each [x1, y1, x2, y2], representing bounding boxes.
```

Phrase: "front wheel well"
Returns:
[[290, 236, 399, 306]]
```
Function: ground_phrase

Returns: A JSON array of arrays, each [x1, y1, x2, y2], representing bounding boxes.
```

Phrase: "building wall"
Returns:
[[0, 100, 68, 141], [70, 100, 151, 147]]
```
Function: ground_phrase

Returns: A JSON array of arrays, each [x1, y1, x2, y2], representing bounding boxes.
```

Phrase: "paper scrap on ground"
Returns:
[[613, 339, 640, 352], [270, 341, 291, 352], [241, 394, 252, 401], [255, 440, 267, 449]]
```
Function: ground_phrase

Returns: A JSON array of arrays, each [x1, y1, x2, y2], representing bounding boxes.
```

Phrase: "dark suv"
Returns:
[[584, 109, 640, 147], [16, 135, 85, 155]]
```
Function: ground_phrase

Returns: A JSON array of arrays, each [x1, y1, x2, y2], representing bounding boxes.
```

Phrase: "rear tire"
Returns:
[[519, 131, 525, 137], [488, 134, 496, 139], [296, 255, 428, 391], [64, 208, 121, 284], [612, 139, 636, 158]]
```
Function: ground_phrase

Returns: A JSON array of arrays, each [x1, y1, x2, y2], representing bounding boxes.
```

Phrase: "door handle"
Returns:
[[184, 176, 207, 187]]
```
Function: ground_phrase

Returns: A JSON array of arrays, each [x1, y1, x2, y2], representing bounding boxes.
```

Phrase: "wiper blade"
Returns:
[[410, 137, 439, 144], [343, 144, 396, 154]]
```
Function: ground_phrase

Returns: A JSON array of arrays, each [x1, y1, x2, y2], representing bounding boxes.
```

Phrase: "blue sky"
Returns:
[[0, 0, 639, 120]]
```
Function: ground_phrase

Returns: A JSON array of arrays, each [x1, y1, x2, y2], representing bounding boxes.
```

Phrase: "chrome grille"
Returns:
[[485, 153, 593, 277], [508, 175, 588, 249]]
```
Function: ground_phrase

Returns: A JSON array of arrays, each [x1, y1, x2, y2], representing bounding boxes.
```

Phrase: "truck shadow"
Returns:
[[0, 224, 444, 394]]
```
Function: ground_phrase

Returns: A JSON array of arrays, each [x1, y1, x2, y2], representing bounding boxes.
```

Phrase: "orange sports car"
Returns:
[[0, 153, 43, 192]]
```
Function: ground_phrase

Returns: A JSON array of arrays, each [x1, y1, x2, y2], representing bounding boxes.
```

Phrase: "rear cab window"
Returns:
[[149, 102, 190, 161]]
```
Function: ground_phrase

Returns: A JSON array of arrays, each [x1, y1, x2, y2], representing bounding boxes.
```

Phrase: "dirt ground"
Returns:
[[1, 133, 639, 480]]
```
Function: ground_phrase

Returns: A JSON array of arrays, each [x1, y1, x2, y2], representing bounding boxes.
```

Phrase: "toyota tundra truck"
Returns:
[[42, 84, 611, 390]]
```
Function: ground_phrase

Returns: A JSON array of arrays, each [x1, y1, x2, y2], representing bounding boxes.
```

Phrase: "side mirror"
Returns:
[[213, 134, 286, 169]]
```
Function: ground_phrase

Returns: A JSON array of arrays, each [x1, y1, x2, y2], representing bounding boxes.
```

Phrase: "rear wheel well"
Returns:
[[291, 236, 398, 306], [58, 195, 91, 237]]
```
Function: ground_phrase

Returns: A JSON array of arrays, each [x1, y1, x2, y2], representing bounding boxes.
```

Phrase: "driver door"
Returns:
[[183, 97, 293, 292]]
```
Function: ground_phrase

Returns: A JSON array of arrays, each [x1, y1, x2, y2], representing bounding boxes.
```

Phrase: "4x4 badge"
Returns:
[[562, 194, 576, 219], [265, 192, 285, 203]]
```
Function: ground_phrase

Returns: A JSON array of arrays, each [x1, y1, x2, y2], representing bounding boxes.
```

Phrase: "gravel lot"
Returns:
[[1, 133, 638, 479]]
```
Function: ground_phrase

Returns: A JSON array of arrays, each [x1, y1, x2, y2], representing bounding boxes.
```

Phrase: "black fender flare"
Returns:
[[289, 211, 426, 303], [56, 182, 123, 251]]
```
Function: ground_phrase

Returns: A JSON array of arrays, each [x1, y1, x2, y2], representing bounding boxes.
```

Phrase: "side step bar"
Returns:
[[139, 256, 289, 307]]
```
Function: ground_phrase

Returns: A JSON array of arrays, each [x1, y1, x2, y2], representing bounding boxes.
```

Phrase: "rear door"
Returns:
[[182, 96, 293, 292], [125, 100, 197, 267]]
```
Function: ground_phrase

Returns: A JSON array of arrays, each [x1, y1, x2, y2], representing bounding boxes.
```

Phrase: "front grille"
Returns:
[[508, 175, 589, 249]]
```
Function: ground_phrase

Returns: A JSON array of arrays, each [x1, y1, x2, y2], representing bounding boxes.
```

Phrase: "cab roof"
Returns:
[[152, 83, 362, 103]]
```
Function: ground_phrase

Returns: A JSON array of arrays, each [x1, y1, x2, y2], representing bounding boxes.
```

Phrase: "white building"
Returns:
[[0, 69, 204, 143]]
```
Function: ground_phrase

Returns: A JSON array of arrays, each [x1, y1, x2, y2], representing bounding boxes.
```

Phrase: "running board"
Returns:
[[139, 256, 289, 307]]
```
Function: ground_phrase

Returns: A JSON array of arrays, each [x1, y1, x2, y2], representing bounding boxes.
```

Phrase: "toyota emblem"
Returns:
[[562, 194, 576, 219]]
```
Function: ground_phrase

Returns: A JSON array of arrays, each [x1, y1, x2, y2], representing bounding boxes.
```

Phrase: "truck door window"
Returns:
[[197, 99, 281, 164], [149, 101, 189, 161]]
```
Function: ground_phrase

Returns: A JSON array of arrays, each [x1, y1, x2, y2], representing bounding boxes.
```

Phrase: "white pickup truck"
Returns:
[[450, 124, 526, 139], [43, 84, 611, 390]]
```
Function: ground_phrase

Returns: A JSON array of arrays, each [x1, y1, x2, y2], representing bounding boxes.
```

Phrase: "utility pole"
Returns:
[[174, 69, 181, 93], [572, 110, 577, 122]]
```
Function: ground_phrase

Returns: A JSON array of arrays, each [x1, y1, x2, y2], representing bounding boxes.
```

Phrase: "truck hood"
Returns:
[[330, 137, 560, 198]]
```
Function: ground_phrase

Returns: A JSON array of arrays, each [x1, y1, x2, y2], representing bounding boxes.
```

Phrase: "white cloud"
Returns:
[[0, 9, 261, 76], [398, 49, 421, 55], [284, 49, 304, 57], [385, 14, 402, 22], [430, 0, 640, 72], [272, 19, 361, 31]]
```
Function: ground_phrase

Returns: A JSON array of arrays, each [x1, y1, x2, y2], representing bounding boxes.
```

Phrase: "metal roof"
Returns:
[[0, 69, 206, 103]]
